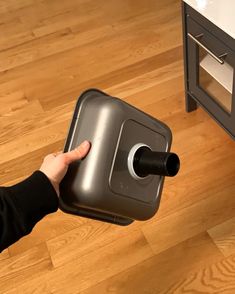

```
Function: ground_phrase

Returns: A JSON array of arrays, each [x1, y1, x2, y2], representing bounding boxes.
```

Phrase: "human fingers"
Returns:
[[62, 140, 91, 165]]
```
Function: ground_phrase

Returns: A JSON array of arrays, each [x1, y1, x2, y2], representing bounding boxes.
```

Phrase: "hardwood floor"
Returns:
[[0, 0, 234, 293]]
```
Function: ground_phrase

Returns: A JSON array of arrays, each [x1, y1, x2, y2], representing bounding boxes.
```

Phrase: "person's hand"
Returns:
[[39, 140, 91, 196]]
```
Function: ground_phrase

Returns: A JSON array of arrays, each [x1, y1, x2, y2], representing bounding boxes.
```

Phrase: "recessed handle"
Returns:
[[187, 33, 227, 64]]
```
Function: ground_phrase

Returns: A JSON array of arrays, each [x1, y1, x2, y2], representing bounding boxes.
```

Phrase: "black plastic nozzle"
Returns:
[[133, 146, 180, 177]]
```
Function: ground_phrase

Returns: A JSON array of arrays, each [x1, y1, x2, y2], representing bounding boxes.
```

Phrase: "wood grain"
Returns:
[[0, 243, 52, 293], [208, 217, 235, 258], [80, 232, 223, 294], [164, 254, 235, 294], [6, 229, 154, 294], [0, 0, 234, 293], [0, 249, 9, 261]]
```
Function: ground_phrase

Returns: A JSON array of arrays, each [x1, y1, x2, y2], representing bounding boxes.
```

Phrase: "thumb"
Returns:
[[63, 140, 91, 165]]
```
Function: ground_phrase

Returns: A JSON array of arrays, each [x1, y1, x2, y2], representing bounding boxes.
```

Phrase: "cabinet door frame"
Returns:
[[182, 2, 235, 139]]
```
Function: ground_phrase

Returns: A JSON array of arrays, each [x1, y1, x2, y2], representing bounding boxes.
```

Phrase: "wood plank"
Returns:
[[80, 232, 223, 294], [0, 99, 74, 147], [0, 46, 183, 112], [0, 120, 68, 165], [0, 140, 64, 186], [8, 211, 88, 257], [138, 113, 235, 223], [47, 220, 140, 268], [0, 243, 53, 293], [31, 0, 178, 38], [208, 217, 235, 258], [0, 90, 29, 116], [0, 249, 9, 261], [164, 254, 235, 294], [141, 182, 235, 255], [7, 229, 154, 293], [0, 0, 234, 292], [106, 61, 183, 98], [0, 0, 32, 14], [0, 17, 34, 51], [0, 4, 181, 73]]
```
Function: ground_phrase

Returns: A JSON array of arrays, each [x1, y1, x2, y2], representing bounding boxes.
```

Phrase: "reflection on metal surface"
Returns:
[[81, 106, 111, 192]]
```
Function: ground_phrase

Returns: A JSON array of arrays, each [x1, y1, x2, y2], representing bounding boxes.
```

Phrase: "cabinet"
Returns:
[[182, 1, 235, 139]]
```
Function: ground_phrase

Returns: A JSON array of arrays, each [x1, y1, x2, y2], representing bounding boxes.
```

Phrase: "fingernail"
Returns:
[[80, 140, 90, 148]]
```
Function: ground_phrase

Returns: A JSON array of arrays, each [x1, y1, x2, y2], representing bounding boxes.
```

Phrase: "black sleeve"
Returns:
[[0, 170, 59, 252]]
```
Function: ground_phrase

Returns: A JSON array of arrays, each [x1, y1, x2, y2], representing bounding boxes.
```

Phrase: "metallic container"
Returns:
[[59, 89, 180, 225]]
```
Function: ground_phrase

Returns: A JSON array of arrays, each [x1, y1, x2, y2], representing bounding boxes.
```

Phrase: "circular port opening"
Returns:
[[165, 153, 180, 177], [127, 143, 151, 180]]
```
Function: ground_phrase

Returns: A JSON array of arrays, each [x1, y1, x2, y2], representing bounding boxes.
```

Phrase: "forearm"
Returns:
[[0, 171, 59, 252]]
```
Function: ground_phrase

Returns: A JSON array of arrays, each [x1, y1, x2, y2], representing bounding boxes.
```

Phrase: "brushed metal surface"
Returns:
[[60, 89, 172, 224]]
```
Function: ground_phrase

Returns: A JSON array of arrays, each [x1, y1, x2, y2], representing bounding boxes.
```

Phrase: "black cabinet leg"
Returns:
[[186, 93, 197, 112]]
